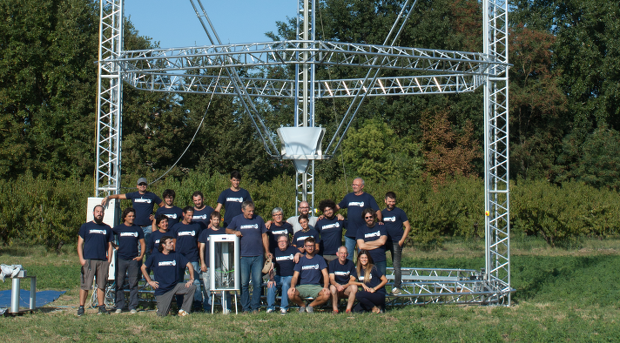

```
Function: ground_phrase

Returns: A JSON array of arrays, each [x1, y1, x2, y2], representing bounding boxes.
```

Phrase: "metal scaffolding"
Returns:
[[95, 0, 512, 304]]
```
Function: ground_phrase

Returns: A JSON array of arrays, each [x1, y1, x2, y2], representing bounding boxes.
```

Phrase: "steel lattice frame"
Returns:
[[95, 0, 513, 305]]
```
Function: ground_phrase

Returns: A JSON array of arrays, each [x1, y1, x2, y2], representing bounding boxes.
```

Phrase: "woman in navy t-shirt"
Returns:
[[353, 250, 388, 313]]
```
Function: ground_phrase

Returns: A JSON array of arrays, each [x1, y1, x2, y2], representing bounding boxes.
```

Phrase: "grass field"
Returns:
[[1, 238, 619, 342]]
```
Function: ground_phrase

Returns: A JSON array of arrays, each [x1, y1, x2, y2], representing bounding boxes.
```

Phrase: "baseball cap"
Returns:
[[137, 177, 148, 185]]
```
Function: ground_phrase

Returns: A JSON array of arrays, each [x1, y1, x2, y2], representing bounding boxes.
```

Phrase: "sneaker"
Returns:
[[298, 306, 306, 313], [392, 287, 402, 295], [114, 308, 122, 314], [77, 306, 85, 316], [280, 309, 287, 315], [306, 306, 314, 313], [130, 309, 138, 314], [98, 306, 108, 315], [266, 309, 274, 313], [178, 309, 190, 317]]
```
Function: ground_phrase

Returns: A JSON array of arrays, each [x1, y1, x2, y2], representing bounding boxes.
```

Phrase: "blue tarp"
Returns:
[[0, 289, 66, 309]]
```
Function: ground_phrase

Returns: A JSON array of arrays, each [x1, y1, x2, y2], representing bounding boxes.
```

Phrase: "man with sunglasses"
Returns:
[[356, 208, 388, 275]]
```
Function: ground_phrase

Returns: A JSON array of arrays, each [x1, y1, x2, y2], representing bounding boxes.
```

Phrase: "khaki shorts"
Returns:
[[80, 259, 109, 291], [296, 284, 323, 298]]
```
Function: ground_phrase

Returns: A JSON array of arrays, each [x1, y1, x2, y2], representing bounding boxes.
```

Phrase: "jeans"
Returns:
[[141, 225, 152, 261], [240, 255, 263, 312], [353, 290, 385, 312], [344, 236, 357, 262], [267, 275, 293, 311], [201, 268, 231, 311], [388, 241, 403, 288], [115, 258, 140, 310], [375, 260, 387, 277]]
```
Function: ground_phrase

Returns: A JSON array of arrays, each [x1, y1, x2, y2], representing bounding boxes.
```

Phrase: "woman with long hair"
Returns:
[[353, 250, 388, 313], [112, 207, 145, 314], [150, 215, 170, 255]]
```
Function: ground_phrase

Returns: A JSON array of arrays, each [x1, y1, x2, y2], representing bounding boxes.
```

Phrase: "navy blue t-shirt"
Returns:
[[171, 222, 202, 262], [328, 259, 357, 285], [150, 230, 171, 254], [125, 191, 162, 226], [315, 217, 346, 255], [292, 229, 320, 250], [274, 246, 299, 277], [381, 207, 409, 243], [227, 214, 267, 257], [197, 226, 227, 267], [112, 224, 144, 260], [217, 188, 252, 226], [192, 206, 214, 228], [338, 192, 379, 238], [267, 222, 293, 254], [79, 222, 113, 260], [294, 254, 328, 286], [145, 251, 190, 296], [356, 224, 388, 262], [155, 206, 184, 227], [358, 266, 386, 294]]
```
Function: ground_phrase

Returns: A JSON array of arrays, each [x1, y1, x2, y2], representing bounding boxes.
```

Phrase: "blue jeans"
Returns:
[[345, 236, 357, 262], [375, 260, 387, 277], [240, 256, 263, 312], [267, 275, 293, 311], [141, 225, 152, 261]]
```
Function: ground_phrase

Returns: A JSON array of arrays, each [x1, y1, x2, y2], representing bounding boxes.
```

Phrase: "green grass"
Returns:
[[1, 238, 620, 341]]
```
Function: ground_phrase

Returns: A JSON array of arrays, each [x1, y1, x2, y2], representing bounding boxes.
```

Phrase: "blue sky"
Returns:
[[124, 0, 296, 49]]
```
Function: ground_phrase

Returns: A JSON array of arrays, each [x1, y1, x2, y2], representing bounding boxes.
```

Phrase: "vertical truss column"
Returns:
[[294, 0, 317, 214], [95, 0, 124, 197], [483, 0, 510, 304]]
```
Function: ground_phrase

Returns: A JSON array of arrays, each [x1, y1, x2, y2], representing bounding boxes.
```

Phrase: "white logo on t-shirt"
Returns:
[[384, 216, 396, 222], [89, 229, 107, 235], [296, 235, 310, 242], [322, 223, 340, 230], [193, 214, 207, 220], [276, 254, 295, 262], [272, 229, 288, 235], [158, 260, 177, 267], [120, 232, 138, 237], [134, 198, 152, 204], [365, 231, 381, 238], [301, 264, 320, 270], [359, 273, 373, 282], [334, 271, 350, 276], [349, 201, 365, 207], [240, 224, 259, 230], [155, 239, 160, 244], [226, 197, 244, 203], [165, 213, 178, 219], [178, 231, 196, 237]]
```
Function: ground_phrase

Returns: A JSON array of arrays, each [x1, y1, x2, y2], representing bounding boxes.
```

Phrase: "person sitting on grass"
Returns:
[[141, 236, 196, 317], [287, 237, 331, 313], [353, 250, 388, 313]]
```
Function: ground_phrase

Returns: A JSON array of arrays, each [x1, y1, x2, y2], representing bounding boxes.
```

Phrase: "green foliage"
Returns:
[[512, 178, 620, 246]]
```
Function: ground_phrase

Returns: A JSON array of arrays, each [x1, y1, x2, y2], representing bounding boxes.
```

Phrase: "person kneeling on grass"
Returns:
[[141, 236, 196, 317], [353, 250, 388, 313], [287, 237, 331, 313]]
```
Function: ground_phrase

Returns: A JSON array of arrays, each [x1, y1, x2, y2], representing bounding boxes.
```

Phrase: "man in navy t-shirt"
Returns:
[[225, 200, 270, 313], [328, 246, 357, 313], [381, 191, 411, 295], [192, 191, 214, 228], [337, 178, 382, 261], [77, 205, 113, 316], [101, 177, 164, 260], [171, 206, 204, 309], [288, 237, 330, 313], [266, 235, 301, 314], [315, 199, 346, 264], [215, 170, 252, 228], [356, 208, 388, 275], [153, 189, 183, 228], [267, 207, 294, 255], [141, 236, 196, 316]]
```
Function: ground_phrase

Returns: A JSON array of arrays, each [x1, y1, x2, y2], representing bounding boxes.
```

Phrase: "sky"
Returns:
[[124, 0, 297, 49]]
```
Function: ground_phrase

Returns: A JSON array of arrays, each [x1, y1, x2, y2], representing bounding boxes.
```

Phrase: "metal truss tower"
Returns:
[[97, 0, 513, 304]]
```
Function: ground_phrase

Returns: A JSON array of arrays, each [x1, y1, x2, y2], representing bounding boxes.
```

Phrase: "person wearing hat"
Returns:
[[101, 177, 164, 261]]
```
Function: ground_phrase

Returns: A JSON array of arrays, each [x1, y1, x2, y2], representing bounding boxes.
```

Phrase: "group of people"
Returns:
[[76, 171, 411, 316]]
